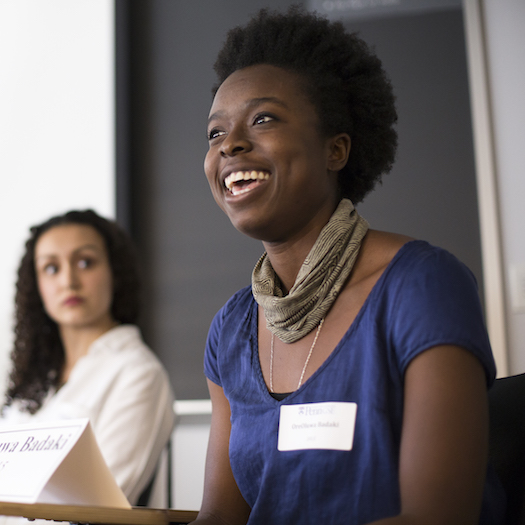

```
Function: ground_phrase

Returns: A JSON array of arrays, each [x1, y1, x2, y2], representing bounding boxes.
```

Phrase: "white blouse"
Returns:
[[1, 324, 175, 505]]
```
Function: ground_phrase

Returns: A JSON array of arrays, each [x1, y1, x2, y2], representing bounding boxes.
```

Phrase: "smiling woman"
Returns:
[[205, 65, 345, 243], [193, 6, 506, 525], [0, 210, 175, 506]]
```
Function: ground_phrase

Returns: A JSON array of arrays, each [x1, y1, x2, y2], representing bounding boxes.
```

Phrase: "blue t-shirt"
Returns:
[[204, 241, 505, 524]]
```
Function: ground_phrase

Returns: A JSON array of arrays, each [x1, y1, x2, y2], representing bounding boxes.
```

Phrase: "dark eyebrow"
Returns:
[[72, 244, 103, 254], [207, 97, 289, 125]]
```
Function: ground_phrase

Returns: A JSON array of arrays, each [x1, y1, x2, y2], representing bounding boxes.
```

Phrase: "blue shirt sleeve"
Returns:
[[204, 285, 254, 387], [204, 306, 224, 387], [383, 243, 496, 385]]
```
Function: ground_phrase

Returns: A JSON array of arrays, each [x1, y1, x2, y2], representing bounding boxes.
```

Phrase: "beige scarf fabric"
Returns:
[[252, 199, 369, 343]]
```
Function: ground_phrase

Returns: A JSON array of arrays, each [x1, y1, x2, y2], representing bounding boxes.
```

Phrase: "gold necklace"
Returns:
[[269, 318, 325, 393]]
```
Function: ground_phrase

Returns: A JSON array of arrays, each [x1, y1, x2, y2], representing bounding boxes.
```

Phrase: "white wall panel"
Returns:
[[0, 0, 115, 389], [481, 0, 525, 374]]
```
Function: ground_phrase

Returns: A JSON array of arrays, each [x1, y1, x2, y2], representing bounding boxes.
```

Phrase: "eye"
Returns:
[[77, 257, 93, 269], [208, 127, 226, 141], [43, 263, 58, 275], [253, 113, 275, 125]]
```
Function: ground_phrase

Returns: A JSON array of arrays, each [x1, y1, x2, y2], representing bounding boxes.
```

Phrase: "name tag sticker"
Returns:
[[278, 401, 357, 451]]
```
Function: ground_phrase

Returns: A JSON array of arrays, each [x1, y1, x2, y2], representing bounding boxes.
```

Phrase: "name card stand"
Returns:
[[0, 419, 129, 507], [0, 419, 199, 524]]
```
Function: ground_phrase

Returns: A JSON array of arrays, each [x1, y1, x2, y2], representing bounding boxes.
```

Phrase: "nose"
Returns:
[[219, 127, 252, 158], [63, 263, 80, 290]]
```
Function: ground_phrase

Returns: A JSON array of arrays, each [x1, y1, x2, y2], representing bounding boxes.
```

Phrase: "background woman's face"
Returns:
[[204, 64, 340, 244], [34, 223, 114, 331]]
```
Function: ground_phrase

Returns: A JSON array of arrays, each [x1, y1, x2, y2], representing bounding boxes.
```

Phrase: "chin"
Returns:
[[230, 219, 268, 241], [226, 208, 273, 239]]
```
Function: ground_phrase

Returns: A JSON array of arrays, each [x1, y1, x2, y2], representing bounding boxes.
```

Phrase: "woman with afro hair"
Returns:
[[196, 6, 505, 525], [1, 210, 174, 506]]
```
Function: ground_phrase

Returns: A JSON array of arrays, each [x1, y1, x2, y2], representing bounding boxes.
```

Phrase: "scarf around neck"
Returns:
[[252, 199, 369, 343]]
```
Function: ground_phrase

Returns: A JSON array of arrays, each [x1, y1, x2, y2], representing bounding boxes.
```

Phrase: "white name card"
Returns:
[[278, 401, 357, 451], [0, 418, 130, 508]]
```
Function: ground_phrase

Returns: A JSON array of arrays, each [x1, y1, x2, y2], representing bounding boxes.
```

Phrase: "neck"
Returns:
[[262, 234, 318, 294], [59, 318, 118, 383], [262, 201, 339, 293]]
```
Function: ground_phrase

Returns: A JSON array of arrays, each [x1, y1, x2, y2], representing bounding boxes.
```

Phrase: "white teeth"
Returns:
[[224, 171, 270, 190]]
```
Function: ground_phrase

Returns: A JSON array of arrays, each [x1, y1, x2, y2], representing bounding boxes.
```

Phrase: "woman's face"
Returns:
[[34, 223, 115, 331], [204, 64, 343, 243]]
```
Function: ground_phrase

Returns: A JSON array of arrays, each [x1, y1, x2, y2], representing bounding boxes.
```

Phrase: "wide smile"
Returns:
[[224, 170, 270, 196]]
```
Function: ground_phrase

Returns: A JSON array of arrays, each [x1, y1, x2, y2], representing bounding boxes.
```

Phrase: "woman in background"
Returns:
[[2, 209, 174, 505]]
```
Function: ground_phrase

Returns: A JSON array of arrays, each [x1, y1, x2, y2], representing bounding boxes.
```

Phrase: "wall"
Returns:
[[0, 0, 115, 388], [482, 0, 525, 374]]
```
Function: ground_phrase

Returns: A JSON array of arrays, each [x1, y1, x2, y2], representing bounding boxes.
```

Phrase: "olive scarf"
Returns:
[[252, 199, 369, 343]]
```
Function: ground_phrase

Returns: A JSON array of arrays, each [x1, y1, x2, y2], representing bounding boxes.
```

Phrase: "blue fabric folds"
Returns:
[[205, 240, 505, 525]]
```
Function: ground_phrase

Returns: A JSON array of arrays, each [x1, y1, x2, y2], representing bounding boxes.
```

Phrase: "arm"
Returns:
[[93, 360, 175, 504], [369, 344, 489, 525], [191, 379, 251, 525]]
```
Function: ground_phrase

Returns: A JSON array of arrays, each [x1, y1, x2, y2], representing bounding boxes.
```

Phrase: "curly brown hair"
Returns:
[[212, 6, 398, 204], [4, 210, 140, 414]]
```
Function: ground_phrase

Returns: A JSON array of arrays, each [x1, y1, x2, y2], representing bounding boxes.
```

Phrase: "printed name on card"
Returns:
[[0, 418, 130, 508], [278, 401, 357, 451]]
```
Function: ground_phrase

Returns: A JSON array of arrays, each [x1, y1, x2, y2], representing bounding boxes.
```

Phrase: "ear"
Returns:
[[327, 133, 351, 172]]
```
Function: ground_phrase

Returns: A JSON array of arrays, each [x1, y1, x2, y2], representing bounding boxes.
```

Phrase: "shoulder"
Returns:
[[364, 234, 483, 318], [349, 230, 413, 288], [387, 239, 479, 293], [209, 285, 254, 331], [205, 285, 255, 385], [207, 285, 254, 350], [88, 325, 171, 382], [365, 238, 495, 384], [356, 230, 476, 288], [92, 325, 153, 358]]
